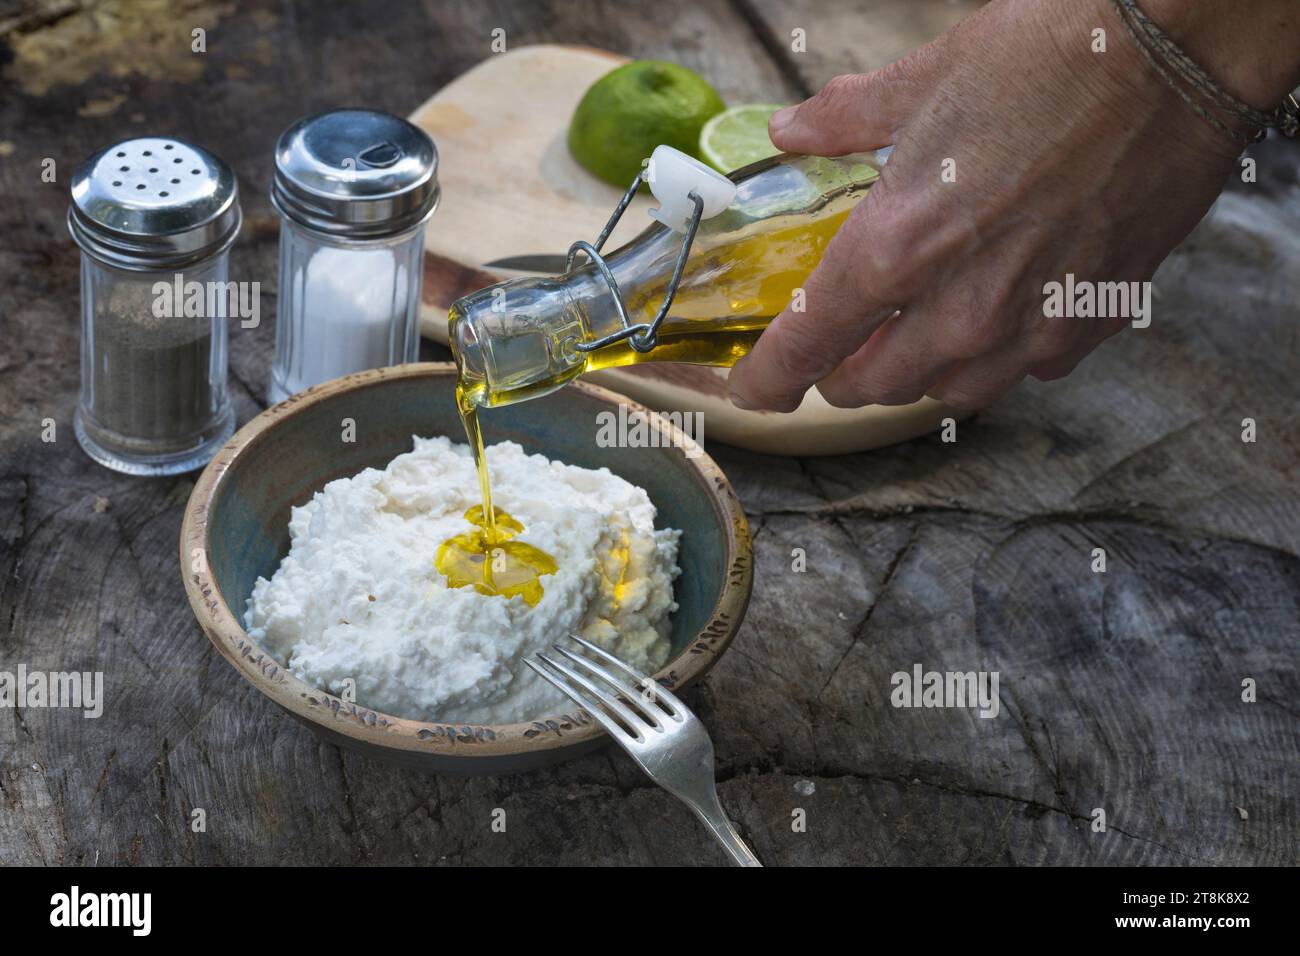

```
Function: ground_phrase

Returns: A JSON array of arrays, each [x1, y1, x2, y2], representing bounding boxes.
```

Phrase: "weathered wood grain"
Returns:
[[743, 0, 986, 85], [1, 0, 1297, 866]]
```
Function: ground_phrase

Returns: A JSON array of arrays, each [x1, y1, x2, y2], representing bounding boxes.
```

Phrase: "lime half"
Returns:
[[699, 104, 785, 173]]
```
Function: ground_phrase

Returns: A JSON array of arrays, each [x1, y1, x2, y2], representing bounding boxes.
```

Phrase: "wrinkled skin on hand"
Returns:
[[726, 0, 1241, 413]]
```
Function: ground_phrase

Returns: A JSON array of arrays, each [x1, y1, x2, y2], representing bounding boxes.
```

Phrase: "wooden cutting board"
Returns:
[[410, 43, 957, 456]]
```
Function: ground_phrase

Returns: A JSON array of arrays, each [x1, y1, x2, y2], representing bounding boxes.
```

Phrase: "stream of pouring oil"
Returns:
[[434, 383, 557, 606]]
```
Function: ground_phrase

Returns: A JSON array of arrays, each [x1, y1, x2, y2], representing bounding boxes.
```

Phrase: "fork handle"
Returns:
[[687, 790, 762, 867]]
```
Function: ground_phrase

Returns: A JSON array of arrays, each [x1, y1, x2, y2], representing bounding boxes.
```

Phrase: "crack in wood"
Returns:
[[815, 523, 918, 701]]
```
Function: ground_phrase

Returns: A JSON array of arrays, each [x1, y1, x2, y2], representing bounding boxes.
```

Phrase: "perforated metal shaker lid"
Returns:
[[68, 136, 242, 270], [271, 109, 439, 239]]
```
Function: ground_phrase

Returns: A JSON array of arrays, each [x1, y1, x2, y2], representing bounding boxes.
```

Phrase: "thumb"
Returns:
[[769, 62, 926, 155]]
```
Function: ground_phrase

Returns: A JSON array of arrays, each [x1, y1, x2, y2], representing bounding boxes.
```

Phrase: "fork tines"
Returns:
[[525, 634, 682, 743]]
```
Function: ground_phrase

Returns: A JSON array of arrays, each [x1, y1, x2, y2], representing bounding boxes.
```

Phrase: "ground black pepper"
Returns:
[[82, 270, 217, 450]]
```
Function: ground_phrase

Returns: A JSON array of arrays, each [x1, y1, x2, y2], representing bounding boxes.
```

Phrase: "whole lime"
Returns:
[[568, 60, 726, 187]]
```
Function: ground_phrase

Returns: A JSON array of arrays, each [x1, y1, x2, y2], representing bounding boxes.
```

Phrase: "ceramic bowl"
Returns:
[[180, 363, 751, 774]]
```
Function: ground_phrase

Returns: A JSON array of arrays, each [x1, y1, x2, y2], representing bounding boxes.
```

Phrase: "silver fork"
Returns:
[[526, 635, 761, 867]]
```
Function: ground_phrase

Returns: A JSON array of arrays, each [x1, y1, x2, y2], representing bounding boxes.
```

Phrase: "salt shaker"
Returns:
[[269, 109, 439, 403], [68, 137, 241, 475]]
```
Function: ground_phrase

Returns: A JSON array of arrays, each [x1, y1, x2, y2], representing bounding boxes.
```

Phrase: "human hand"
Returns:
[[726, 0, 1284, 412]]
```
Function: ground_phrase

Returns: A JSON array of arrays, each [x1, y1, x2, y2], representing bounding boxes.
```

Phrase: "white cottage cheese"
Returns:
[[244, 436, 680, 724]]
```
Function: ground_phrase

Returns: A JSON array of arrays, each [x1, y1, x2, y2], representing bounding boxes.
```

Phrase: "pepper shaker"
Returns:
[[269, 109, 439, 403], [68, 137, 241, 475]]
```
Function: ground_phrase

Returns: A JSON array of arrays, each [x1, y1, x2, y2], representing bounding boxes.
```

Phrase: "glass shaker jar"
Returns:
[[269, 109, 439, 403], [68, 137, 241, 476]]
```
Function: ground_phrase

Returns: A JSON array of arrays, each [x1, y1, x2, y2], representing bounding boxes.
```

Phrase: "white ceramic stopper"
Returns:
[[644, 145, 737, 233]]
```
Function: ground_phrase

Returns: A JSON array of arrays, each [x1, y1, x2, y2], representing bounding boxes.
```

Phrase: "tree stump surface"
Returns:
[[0, 0, 1295, 865]]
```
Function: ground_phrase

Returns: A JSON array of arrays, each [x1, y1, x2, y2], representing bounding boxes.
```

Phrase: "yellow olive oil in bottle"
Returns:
[[450, 152, 881, 407], [439, 151, 883, 602]]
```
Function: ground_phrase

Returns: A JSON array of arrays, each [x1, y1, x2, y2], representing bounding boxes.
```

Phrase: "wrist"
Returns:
[[1139, 0, 1300, 109], [1048, 0, 1212, 136]]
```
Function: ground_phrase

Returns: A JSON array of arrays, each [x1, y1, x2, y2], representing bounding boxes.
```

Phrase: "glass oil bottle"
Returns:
[[449, 147, 884, 409]]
